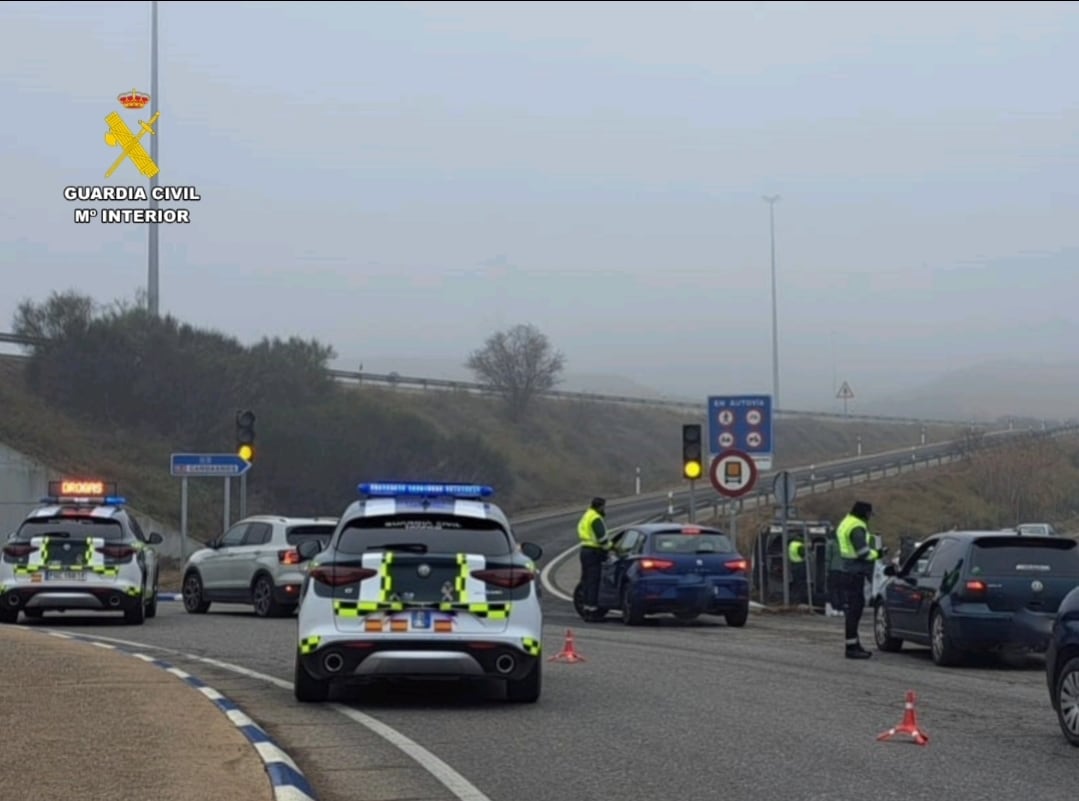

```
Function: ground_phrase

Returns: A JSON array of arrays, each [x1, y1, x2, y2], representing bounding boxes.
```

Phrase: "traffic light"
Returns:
[[236, 409, 255, 462], [682, 424, 702, 480]]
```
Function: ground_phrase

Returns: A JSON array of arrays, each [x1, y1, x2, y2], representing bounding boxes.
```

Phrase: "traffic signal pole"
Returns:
[[224, 477, 231, 530], [688, 479, 696, 523], [240, 472, 247, 518]]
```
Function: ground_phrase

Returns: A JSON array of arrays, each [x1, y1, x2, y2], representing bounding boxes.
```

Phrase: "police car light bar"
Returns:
[[40, 495, 127, 506], [358, 482, 494, 498]]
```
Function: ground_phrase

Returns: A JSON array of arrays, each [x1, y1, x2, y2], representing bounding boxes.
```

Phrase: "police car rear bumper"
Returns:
[[1, 584, 141, 613], [299, 638, 540, 683]]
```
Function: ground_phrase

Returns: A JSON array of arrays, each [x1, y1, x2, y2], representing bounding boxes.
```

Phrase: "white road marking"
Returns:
[[539, 543, 579, 602], [39, 631, 494, 801]]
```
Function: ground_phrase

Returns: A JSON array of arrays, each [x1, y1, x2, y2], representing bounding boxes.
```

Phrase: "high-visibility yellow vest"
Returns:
[[578, 508, 604, 548], [836, 514, 879, 561], [788, 540, 805, 563]]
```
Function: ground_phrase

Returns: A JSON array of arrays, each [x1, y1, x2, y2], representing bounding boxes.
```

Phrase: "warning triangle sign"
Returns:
[[836, 381, 854, 400]]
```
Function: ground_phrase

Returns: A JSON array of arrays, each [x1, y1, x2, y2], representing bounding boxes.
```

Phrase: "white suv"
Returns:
[[293, 482, 544, 703], [181, 515, 337, 617]]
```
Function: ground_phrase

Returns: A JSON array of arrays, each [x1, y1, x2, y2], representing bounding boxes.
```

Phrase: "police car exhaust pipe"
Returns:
[[322, 652, 344, 674], [495, 654, 516, 675]]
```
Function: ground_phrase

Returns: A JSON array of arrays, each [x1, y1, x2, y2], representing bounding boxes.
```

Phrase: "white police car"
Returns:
[[293, 482, 544, 703], [0, 480, 162, 625]]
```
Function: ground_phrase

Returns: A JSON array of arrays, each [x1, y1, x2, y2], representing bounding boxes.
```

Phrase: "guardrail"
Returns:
[[0, 330, 1022, 427], [685, 425, 1079, 521]]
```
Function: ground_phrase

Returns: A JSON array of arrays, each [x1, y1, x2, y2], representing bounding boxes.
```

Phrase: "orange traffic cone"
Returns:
[[548, 628, 586, 663], [877, 690, 929, 746]]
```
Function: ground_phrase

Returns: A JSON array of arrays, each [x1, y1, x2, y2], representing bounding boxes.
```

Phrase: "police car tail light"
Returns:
[[98, 545, 136, 560], [278, 549, 302, 565], [471, 568, 534, 589], [725, 559, 748, 573], [309, 566, 376, 587], [639, 558, 675, 572], [2, 543, 35, 559]]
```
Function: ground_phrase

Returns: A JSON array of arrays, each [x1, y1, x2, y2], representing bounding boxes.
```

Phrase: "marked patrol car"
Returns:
[[293, 482, 544, 703], [0, 480, 162, 625]]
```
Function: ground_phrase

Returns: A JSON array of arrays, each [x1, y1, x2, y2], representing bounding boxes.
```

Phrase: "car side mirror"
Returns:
[[148, 532, 164, 545], [206, 537, 220, 550], [520, 542, 543, 561], [297, 540, 322, 561], [883, 564, 896, 576]]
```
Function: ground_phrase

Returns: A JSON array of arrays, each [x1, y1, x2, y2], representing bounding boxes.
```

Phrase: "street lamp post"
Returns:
[[763, 195, 781, 413], [147, 0, 160, 316]]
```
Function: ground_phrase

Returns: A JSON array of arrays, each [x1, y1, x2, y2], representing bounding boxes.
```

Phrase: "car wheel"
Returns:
[[182, 571, 211, 614], [506, 659, 541, 703], [1056, 656, 1079, 747], [621, 585, 644, 626], [293, 654, 330, 703], [252, 575, 285, 618], [725, 603, 749, 628], [124, 589, 146, 625], [873, 604, 902, 652], [573, 582, 607, 622], [930, 608, 961, 666]]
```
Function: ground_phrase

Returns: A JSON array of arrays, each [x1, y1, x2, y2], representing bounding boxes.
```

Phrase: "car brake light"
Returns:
[[98, 545, 136, 560], [278, 549, 301, 565], [682, 527, 701, 535], [725, 559, 748, 572], [471, 568, 534, 589], [309, 566, 376, 587], [965, 579, 987, 594], [640, 558, 674, 571], [2, 543, 35, 559]]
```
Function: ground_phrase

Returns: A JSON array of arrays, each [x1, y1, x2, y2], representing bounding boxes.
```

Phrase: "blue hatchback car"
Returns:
[[574, 524, 750, 626], [872, 531, 1079, 666], [1046, 585, 1079, 746]]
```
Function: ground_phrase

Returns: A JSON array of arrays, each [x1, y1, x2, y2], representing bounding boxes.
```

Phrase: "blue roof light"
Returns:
[[358, 482, 493, 499], [40, 495, 127, 506]]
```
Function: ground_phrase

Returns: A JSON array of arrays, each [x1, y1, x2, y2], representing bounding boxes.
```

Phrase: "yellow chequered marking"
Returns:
[[299, 635, 321, 655], [522, 637, 541, 656], [436, 602, 512, 619], [333, 599, 403, 617]]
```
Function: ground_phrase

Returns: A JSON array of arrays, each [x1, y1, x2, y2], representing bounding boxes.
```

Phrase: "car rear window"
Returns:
[[14, 518, 125, 542], [337, 515, 512, 556], [286, 524, 336, 548], [971, 538, 1079, 577], [651, 532, 735, 553]]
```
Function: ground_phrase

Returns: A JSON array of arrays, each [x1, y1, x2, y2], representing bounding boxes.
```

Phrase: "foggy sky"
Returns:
[[2, 0, 1078, 413]]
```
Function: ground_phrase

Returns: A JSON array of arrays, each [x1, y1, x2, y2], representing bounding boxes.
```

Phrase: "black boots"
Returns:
[[845, 643, 872, 659]]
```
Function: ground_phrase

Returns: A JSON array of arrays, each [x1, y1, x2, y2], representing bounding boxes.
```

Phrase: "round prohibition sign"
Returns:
[[709, 449, 759, 498], [746, 409, 763, 426], [719, 432, 735, 448], [746, 431, 763, 449], [717, 409, 735, 426]]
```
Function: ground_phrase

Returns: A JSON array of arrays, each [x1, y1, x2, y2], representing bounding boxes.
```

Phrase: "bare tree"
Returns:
[[969, 435, 1062, 525], [466, 323, 565, 420], [12, 289, 98, 344]]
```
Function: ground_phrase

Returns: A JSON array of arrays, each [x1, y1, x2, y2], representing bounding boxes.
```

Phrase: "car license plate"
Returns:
[[410, 610, 431, 629], [46, 570, 86, 582]]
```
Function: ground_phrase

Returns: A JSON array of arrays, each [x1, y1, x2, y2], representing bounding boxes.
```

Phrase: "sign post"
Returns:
[[688, 479, 696, 523], [836, 381, 854, 417], [170, 453, 252, 564], [773, 471, 802, 608], [708, 395, 773, 471]]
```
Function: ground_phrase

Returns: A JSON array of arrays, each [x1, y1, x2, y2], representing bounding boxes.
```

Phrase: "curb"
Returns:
[[22, 627, 319, 801]]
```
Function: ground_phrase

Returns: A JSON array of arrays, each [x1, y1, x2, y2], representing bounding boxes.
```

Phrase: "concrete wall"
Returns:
[[0, 441, 200, 561]]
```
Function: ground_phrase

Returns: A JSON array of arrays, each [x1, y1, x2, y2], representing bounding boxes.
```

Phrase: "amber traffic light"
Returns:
[[682, 424, 702, 480]]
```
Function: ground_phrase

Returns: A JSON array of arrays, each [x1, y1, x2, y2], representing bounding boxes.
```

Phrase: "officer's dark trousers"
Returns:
[[828, 570, 846, 611], [580, 546, 605, 607], [840, 572, 867, 646]]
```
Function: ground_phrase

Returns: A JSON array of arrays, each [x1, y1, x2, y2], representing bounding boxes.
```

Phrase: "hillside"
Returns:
[[863, 359, 1079, 422], [0, 352, 964, 539]]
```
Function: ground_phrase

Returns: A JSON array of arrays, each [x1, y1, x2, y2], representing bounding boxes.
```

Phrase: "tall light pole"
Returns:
[[147, 0, 160, 316], [763, 194, 781, 412]]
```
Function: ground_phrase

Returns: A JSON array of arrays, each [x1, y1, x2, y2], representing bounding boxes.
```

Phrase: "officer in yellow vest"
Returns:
[[788, 538, 806, 604], [835, 500, 885, 659], [577, 497, 609, 615]]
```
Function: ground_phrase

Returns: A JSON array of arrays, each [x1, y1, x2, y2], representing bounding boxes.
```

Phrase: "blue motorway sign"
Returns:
[[170, 453, 251, 477], [707, 395, 773, 469]]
